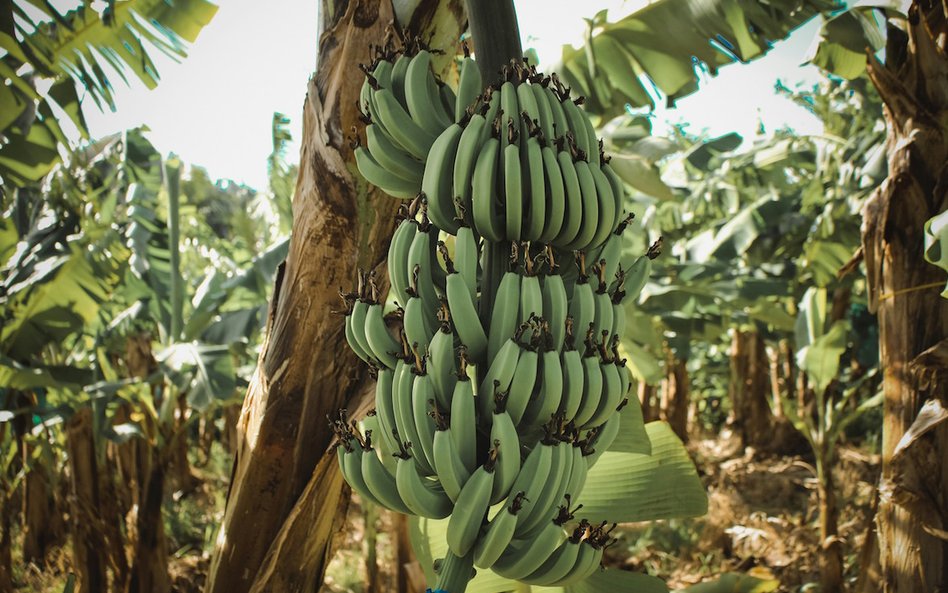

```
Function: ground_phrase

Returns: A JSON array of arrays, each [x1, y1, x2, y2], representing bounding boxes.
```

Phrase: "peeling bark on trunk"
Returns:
[[863, 3, 948, 591], [205, 2, 466, 592]]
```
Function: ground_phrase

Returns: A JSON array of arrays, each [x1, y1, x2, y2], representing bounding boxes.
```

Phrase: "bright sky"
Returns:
[[83, 1, 824, 192]]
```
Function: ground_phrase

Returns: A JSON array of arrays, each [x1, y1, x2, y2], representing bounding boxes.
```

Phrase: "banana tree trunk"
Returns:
[[728, 330, 774, 449], [863, 3, 948, 591], [66, 408, 108, 593], [204, 3, 466, 592], [660, 357, 690, 442], [22, 436, 53, 564]]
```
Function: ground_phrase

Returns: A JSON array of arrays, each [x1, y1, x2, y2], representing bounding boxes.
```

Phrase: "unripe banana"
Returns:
[[361, 445, 413, 515], [450, 369, 478, 473], [395, 453, 453, 519], [446, 454, 497, 555], [455, 52, 483, 122], [488, 406, 521, 504], [471, 134, 503, 242], [487, 272, 521, 365], [422, 123, 464, 234], [474, 492, 527, 569]]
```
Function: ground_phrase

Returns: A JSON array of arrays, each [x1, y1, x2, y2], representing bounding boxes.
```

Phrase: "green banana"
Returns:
[[506, 343, 538, 426], [348, 297, 375, 364], [473, 492, 527, 569], [541, 85, 570, 142], [530, 82, 555, 142], [402, 293, 435, 353], [563, 442, 588, 502], [393, 360, 431, 475], [454, 225, 479, 300], [373, 88, 437, 160], [566, 159, 600, 250], [361, 444, 413, 514], [446, 452, 497, 555], [584, 409, 621, 468], [503, 134, 522, 241], [364, 302, 400, 369], [506, 437, 553, 530], [561, 96, 593, 160], [519, 526, 584, 586], [390, 53, 411, 107], [365, 123, 425, 184], [407, 223, 440, 321], [478, 337, 522, 418], [411, 370, 439, 471], [374, 368, 401, 455], [553, 149, 582, 246], [624, 254, 652, 302], [492, 513, 567, 580], [521, 346, 562, 428], [405, 50, 451, 134], [572, 343, 604, 428], [517, 442, 570, 536], [338, 442, 383, 507], [486, 272, 522, 365], [519, 272, 543, 326], [522, 133, 545, 242], [569, 275, 595, 349], [471, 133, 503, 242], [538, 143, 566, 242], [395, 453, 453, 519], [388, 217, 417, 306], [450, 356, 478, 473], [455, 53, 483, 122], [559, 347, 584, 422], [453, 115, 488, 224], [588, 163, 617, 250], [445, 268, 488, 362], [541, 272, 568, 351], [432, 426, 471, 501], [592, 289, 614, 343], [422, 123, 463, 233], [488, 405, 522, 504], [355, 145, 419, 198], [499, 81, 519, 146], [427, 321, 457, 410]]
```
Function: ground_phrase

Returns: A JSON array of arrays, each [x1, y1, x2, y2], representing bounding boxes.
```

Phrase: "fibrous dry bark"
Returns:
[[863, 2, 948, 590], [205, 2, 466, 592]]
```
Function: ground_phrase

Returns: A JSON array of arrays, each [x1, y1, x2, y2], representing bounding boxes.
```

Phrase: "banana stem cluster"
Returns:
[[338, 34, 656, 593]]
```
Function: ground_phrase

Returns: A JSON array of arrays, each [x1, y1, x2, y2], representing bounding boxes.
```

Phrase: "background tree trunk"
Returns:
[[66, 408, 108, 593], [205, 2, 466, 592], [863, 3, 948, 591], [21, 440, 52, 564], [661, 357, 690, 442]]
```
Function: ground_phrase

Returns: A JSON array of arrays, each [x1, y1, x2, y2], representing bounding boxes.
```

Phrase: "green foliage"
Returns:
[[0, 0, 218, 185], [555, 0, 840, 120]]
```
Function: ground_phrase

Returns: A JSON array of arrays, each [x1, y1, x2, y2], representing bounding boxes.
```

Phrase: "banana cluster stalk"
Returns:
[[340, 46, 661, 593]]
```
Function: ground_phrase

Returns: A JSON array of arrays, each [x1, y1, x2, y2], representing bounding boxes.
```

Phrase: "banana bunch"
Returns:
[[354, 38, 482, 200], [338, 50, 660, 591], [421, 61, 625, 248]]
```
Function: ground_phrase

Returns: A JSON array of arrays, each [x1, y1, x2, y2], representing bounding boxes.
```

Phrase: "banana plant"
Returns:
[[553, 0, 841, 120], [0, 0, 218, 185]]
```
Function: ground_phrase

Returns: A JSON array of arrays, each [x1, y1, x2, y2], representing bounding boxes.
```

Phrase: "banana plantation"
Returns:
[[1, 1, 946, 593]]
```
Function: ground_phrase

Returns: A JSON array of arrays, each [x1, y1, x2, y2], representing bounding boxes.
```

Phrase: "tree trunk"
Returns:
[[817, 459, 843, 593], [66, 408, 108, 593], [0, 458, 12, 593], [638, 382, 658, 423], [128, 459, 170, 593], [729, 330, 775, 449], [863, 3, 948, 591], [660, 357, 690, 442], [205, 3, 466, 592], [22, 439, 52, 564]]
